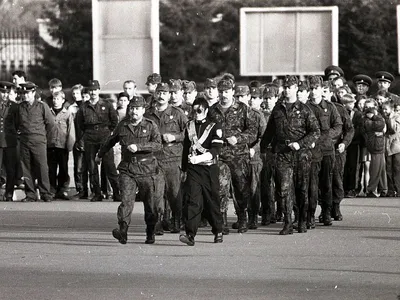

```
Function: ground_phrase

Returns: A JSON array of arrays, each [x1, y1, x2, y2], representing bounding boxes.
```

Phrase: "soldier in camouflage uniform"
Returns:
[[261, 76, 320, 235], [306, 77, 342, 229], [259, 84, 279, 225], [323, 81, 354, 222], [209, 79, 258, 233], [96, 96, 164, 244], [145, 82, 188, 234]]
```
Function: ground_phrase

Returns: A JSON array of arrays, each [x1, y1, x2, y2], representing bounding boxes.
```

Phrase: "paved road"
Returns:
[[0, 197, 399, 300]]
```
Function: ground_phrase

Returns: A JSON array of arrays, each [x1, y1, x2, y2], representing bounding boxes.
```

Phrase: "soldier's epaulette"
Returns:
[[142, 116, 157, 125], [171, 105, 186, 115]]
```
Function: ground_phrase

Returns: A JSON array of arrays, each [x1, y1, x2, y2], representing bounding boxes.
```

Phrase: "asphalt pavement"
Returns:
[[0, 197, 399, 300]]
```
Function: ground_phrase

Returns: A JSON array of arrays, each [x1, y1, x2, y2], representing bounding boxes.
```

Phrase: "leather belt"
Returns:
[[128, 156, 155, 163], [85, 124, 108, 130]]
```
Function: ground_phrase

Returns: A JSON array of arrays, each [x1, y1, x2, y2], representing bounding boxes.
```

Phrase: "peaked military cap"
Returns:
[[204, 78, 218, 88], [298, 80, 310, 91], [250, 87, 262, 98], [308, 75, 323, 87], [87, 80, 100, 90], [221, 73, 235, 83], [19, 82, 38, 93], [263, 85, 279, 98], [128, 95, 146, 108], [235, 85, 250, 96], [0, 81, 14, 92], [146, 73, 162, 85], [283, 75, 299, 87], [156, 82, 170, 92], [324, 65, 344, 78], [375, 71, 395, 83], [169, 79, 182, 92], [182, 80, 196, 93], [341, 94, 356, 104], [117, 92, 130, 99], [249, 80, 262, 88], [352, 74, 372, 86], [218, 79, 234, 91]]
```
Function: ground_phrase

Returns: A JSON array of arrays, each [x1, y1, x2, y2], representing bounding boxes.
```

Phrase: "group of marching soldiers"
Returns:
[[1, 65, 398, 246]]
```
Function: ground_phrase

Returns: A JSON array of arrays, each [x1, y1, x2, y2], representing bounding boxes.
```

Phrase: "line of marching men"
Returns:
[[0, 66, 399, 245]]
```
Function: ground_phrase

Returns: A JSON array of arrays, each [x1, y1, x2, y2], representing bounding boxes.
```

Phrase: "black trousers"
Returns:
[[85, 143, 120, 197], [0, 147, 17, 197], [343, 143, 359, 192], [183, 164, 223, 237], [47, 147, 69, 194], [73, 148, 89, 193]]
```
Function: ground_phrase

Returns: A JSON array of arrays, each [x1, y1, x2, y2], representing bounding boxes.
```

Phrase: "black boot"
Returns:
[[222, 211, 230, 235], [306, 212, 316, 229], [237, 211, 248, 233], [145, 225, 155, 244], [112, 222, 128, 244], [155, 215, 164, 235], [248, 211, 257, 230], [332, 203, 343, 221], [170, 215, 181, 233], [279, 213, 293, 235], [324, 207, 333, 226]]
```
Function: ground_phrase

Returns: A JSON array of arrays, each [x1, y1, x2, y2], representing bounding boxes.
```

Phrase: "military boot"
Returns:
[[170, 216, 181, 233], [324, 207, 333, 226], [155, 215, 164, 236], [306, 212, 316, 229], [145, 225, 155, 244], [332, 203, 343, 221], [112, 222, 128, 244], [222, 211, 230, 235], [248, 211, 257, 230], [237, 211, 248, 233], [279, 213, 293, 235]]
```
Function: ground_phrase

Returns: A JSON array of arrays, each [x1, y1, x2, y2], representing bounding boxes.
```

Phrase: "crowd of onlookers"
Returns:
[[0, 66, 399, 233]]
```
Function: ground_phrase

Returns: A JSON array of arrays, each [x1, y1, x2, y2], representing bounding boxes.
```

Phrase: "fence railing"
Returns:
[[0, 30, 40, 81]]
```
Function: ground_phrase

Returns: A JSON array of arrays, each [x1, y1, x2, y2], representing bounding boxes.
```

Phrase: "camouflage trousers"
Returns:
[[224, 155, 252, 214], [275, 150, 311, 224], [332, 150, 346, 204], [260, 151, 276, 221], [117, 171, 165, 226], [308, 161, 321, 215], [247, 159, 263, 219], [219, 161, 232, 213]]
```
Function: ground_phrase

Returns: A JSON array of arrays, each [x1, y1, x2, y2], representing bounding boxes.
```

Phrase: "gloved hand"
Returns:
[[189, 152, 213, 164]]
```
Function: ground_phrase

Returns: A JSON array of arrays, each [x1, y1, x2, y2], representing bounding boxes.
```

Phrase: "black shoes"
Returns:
[[145, 234, 155, 244], [55, 192, 70, 200], [75, 191, 88, 199], [112, 222, 128, 244], [41, 195, 53, 202], [90, 194, 103, 202], [279, 224, 293, 235], [179, 234, 195, 246], [214, 233, 223, 243]]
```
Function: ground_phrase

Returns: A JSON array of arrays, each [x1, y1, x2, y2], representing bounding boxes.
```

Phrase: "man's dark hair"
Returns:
[[12, 70, 26, 79], [192, 96, 209, 110]]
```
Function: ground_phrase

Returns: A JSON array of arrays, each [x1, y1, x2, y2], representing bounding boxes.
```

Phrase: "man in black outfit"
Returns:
[[180, 96, 224, 246]]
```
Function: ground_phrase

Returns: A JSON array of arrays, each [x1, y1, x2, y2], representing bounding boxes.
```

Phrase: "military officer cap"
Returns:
[[234, 85, 250, 96], [283, 75, 299, 87], [146, 73, 162, 85], [352, 74, 372, 86], [341, 94, 356, 104], [156, 82, 170, 92], [117, 92, 130, 99], [221, 73, 235, 83], [324, 65, 344, 78], [218, 79, 234, 91], [0, 81, 14, 92], [250, 87, 262, 98], [87, 80, 100, 90], [128, 95, 146, 108], [308, 75, 323, 88], [263, 85, 279, 98], [249, 80, 262, 88], [182, 80, 196, 92], [19, 81, 38, 93], [169, 79, 182, 92], [298, 80, 310, 91], [375, 71, 395, 83], [204, 78, 218, 88]]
